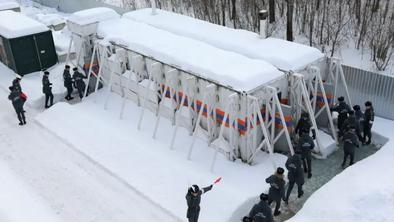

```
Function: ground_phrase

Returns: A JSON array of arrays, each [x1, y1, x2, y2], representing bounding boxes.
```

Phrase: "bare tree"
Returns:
[[286, 0, 294, 41]]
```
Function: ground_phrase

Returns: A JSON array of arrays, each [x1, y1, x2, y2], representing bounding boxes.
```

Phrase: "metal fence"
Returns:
[[32, 0, 127, 14], [337, 65, 394, 120]]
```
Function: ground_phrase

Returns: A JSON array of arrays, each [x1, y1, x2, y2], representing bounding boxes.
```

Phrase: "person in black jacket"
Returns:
[[295, 112, 316, 139], [342, 110, 362, 141], [331, 96, 351, 136], [363, 101, 374, 145], [72, 67, 87, 99], [8, 86, 26, 125], [298, 130, 315, 178], [342, 127, 360, 168], [186, 184, 213, 222], [42, 71, 54, 108], [265, 167, 285, 216], [63, 65, 74, 100], [284, 151, 305, 204], [248, 193, 273, 222], [353, 105, 364, 135]]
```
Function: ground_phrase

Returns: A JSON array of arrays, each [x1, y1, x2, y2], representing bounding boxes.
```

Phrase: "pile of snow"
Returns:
[[35, 91, 287, 222], [67, 7, 120, 25], [289, 117, 393, 222], [0, 1, 19, 11], [0, 10, 48, 38], [34, 13, 65, 27], [124, 9, 324, 71], [0, 162, 61, 222], [317, 130, 337, 158], [98, 18, 283, 92]]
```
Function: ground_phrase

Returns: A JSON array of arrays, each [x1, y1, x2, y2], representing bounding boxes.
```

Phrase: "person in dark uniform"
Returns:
[[363, 101, 374, 145], [353, 105, 364, 136], [8, 86, 26, 125], [63, 65, 74, 101], [42, 71, 54, 108], [342, 127, 360, 168], [72, 67, 87, 99], [295, 112, 316, 139], [342, 110, 362, 141], [330, 96, 351, 136], [265, 167, 285, 216], [298, 130, 315, 178], [186, 184, 213, 222], [284, 150, 304, 204], [248, 193, 273, 222]]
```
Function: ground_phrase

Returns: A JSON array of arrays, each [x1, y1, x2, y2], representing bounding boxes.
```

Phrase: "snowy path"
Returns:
[[0, 90, 179, 222], [276, 142, 379, 221]]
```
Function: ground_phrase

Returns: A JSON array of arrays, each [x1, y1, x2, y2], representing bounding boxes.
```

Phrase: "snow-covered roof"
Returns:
[[0, 1, 19, 11], [124, 8, 325, 71], [0, 10, 49, 38], [67, 7, 120, 26], [97, 18, 283, 92]]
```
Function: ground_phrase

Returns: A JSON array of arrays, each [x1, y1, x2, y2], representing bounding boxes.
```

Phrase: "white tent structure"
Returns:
[[124, 8, 353, 157], [65, 7, 350, 169]]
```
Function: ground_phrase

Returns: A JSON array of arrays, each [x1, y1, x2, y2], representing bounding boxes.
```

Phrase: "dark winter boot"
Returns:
[[298, 190, 304, 198], [19, 122, 23, 126], [308, 173, 312, 178], [274, 210, 281, 216]]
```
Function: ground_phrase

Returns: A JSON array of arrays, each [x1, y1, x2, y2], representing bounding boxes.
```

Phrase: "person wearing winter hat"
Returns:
[[248, 193, 273, 222], [265, 167, 286, 216], [72, 67, 87, 99], [342, 127, 360, 168], [42, 71, 53, 108], [295, 112, 316, 139], [11, 74, 22, 93], [342, 110, 362, 141], [63, 65, 74, 100], [363, 101, 374, 145], [284, 150, 305, 205], [330, 96, 351, 137], [186, 184, 213, 222]]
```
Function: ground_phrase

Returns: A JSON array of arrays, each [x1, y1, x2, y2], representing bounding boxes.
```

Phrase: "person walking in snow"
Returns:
[[295, 112, 316, 139], [363, 101, 374, 145], [8, 86, 26, 125], [72, 67, 87, 99], [42, 71, 54, 108], [186, 184, 213, 222], [341, 127, 360, 168], [284, 150, 304, 204], [248, 193, 274, 222], [63, 65, 74, 101], [342, 110, 362, 141], [298, 130, 315, 178], [265, 167, 285, 216], [330, 96, 351, 137], [353, 105, 364, 136]]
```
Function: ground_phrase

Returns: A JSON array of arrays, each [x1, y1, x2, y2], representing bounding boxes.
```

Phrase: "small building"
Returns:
[[0, 10, 58, 75], [0, 1, 20, 12]]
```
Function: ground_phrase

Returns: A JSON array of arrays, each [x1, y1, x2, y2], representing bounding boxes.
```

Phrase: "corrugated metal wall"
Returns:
[[337, 65, 394, 120]]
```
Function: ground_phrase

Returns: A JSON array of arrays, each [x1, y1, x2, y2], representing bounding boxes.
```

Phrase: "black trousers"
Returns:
[[363, 126, 372, 144], [15, 109, 25, 124], [66, 86, 73, 99], [285, 180, 303, 201], [268, 197, 281, 214], [342, 151, 354, 166], [187, 211, 200, 222], [45, 92, 54, 107], [302, 157, 312, 175]]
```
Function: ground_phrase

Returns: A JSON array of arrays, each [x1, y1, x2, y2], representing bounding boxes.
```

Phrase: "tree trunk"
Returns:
[[269, 0, 275, 23], [286, 0, 294, 41]]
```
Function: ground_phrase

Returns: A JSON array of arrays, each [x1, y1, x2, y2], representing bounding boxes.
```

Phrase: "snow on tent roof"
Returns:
[[124, 9, 324, 71], [68, 7, 120, 26], [0, 10, 49, 39], [97, 18, 283, 92], [0, 1, 19, 11]]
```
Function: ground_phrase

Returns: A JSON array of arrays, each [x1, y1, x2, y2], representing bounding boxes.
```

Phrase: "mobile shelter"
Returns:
[[125, 8, 353, 158], [0, 10, 57, 75], [66, 9, 295, 168]]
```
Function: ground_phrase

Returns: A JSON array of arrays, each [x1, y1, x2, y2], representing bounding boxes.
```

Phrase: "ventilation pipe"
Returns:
[[259, 10, 268, 38], [151, 0, 157, 15]]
